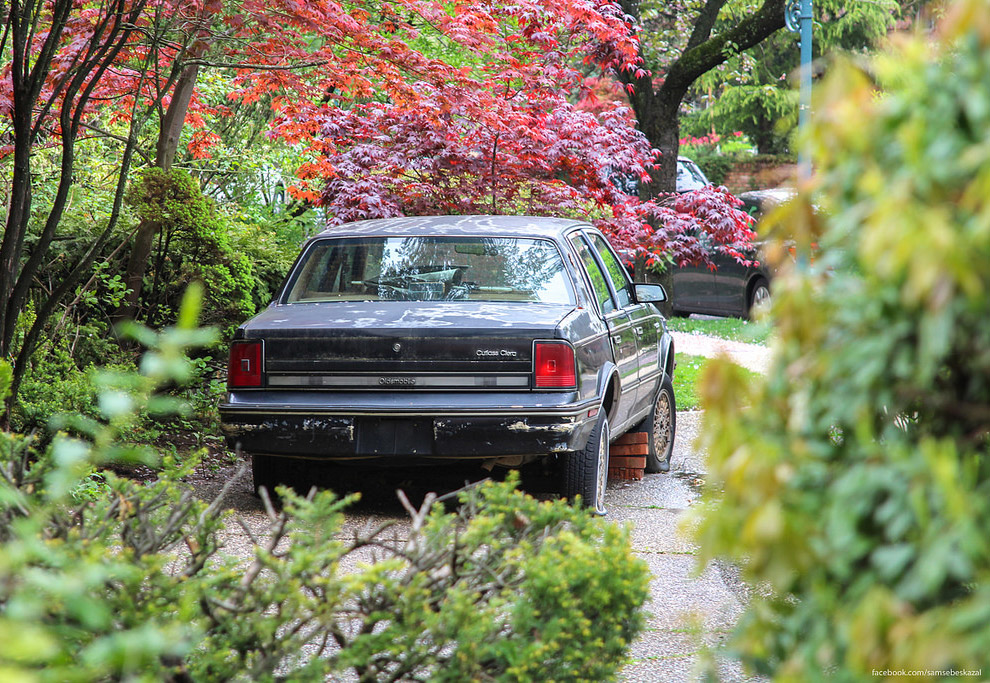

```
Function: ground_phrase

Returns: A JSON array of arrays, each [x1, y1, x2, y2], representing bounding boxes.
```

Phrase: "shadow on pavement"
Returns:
[[209, 456, 565, 516]]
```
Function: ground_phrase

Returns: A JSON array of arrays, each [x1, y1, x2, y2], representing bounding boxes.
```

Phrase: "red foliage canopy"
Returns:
[[2, 0, 754, 270]]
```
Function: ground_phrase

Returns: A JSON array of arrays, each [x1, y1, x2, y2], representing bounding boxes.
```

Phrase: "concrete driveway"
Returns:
[[611, 410, 753, 682]]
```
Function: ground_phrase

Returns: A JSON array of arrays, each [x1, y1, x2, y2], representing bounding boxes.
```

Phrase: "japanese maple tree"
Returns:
[[223, 0, 755, 271]]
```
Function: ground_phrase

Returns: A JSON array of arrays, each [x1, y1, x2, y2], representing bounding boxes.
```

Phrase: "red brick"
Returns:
[[610, 443, 649, 457], [608, 467, 644, 481], [614, 431, 649, 445], [608, 455, 646, 469]]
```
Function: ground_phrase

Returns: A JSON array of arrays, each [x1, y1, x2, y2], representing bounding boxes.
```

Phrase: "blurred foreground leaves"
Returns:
[[694, 3, 990, 679]]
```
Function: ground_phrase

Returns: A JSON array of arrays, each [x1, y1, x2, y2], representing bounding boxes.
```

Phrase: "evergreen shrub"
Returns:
[[694, 5, 990, 677]]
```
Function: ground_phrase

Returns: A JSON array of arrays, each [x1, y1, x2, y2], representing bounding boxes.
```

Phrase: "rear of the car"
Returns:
[[220, 232, 603, 464]]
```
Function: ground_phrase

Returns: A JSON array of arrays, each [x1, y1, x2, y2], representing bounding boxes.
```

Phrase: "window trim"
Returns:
[[585, 232, 634, 310], [567, 231, 619, 317]]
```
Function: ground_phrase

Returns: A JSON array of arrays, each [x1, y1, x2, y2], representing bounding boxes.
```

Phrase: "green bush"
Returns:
[[14, 346, 100, 430], [126, 169, 265, 336], [0, 290, 650, 681], [693, 6, 990, 678]]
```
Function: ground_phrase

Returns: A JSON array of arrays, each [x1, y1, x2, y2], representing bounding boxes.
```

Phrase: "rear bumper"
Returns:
[[219, 390, 600, 461]]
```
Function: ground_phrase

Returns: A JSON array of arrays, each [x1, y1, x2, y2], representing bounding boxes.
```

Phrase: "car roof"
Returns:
[[310, 215, 589, 240]]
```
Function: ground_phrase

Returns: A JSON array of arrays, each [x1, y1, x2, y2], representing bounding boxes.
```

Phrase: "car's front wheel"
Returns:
[[564, 413, 609, 515], [748, 277, 771, 317]]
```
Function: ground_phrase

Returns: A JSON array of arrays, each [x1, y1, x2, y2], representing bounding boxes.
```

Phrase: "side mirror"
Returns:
[[634, 283, 667, 303]]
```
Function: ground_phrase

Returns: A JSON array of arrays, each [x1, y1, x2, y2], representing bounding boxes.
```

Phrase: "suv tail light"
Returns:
[[228, 340, 262, 387], [534, 341, 577, 389]]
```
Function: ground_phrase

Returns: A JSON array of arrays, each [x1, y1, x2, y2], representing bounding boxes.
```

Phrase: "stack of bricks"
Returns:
[[608, 432, 649, 481]]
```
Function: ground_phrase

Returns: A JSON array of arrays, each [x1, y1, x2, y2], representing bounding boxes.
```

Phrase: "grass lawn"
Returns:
[[673, 352, 762, 411], [665, 315, 773, 345]]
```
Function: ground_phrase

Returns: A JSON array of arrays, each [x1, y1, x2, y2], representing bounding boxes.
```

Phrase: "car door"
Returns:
[[715, 195, 769, 316], [673, 261, 717, 313], [569, 233, 639, 429], [714, 245, 760, 316], [585, 233, 663, 411]]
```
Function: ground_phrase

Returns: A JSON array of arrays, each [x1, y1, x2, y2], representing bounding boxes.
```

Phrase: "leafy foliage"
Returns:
[[684, 0, 903, 154], [678, 131, 754, 186], [0, 290, 649, 681], [216, 0, 756, 271], [126, 168, 258, 334], [693, 6, 990, 676]]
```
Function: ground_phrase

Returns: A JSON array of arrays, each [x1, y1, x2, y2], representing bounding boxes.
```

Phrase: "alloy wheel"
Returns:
[[652, 390, 672, 458]]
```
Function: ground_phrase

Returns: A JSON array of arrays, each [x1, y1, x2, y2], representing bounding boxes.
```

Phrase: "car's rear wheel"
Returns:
[[564, 413, 608, 515], [641, 375, 676, 473], [748, 277, 771, 317]]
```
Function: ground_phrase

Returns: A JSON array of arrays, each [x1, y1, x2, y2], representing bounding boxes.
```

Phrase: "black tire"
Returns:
[[251, 454, 279, 497], [563, 413, 609, 515], [641, 374, 676, 473], [748, 277, 771, 318]]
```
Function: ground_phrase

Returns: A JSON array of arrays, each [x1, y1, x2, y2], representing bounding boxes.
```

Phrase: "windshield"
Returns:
[[284, 236, 574, 304]]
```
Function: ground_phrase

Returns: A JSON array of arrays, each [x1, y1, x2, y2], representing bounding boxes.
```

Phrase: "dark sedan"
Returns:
[[671, 188, 793, 318], [220, 215, 676, 514]]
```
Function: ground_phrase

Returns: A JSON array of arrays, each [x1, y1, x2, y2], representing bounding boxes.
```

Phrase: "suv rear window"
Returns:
[[285, 236, 574, 304]]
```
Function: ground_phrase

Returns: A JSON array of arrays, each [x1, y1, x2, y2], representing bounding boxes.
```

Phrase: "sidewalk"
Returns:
[[614, 329, 770, 680], [670, 330, 772, 374]]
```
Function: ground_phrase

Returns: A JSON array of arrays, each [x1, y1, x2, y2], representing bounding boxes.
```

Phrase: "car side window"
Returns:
[[587, 233, 633, 309], [569, 235, 616, 315]]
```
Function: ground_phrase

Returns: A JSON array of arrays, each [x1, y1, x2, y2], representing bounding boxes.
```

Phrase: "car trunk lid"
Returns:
[[244, 301, 574, 388]]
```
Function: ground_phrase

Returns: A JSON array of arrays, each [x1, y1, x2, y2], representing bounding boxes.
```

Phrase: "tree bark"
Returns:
[[618, 0, 787, 196], [116, 61, 201, 322]]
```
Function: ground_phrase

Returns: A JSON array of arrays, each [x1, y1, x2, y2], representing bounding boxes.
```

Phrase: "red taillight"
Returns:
[[228, 340, 262, 388], [534, 341, 577, 389]]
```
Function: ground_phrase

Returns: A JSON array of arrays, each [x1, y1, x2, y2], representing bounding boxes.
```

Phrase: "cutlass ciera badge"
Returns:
[[476, 349, 518, 357]]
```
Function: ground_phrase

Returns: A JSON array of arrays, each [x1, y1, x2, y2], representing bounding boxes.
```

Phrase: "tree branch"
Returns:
[[665, 0, 786, 95], [685, 0, 728, 52]]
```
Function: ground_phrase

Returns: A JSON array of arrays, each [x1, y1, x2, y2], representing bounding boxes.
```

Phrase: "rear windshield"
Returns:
[[284, 236, 574, 304]]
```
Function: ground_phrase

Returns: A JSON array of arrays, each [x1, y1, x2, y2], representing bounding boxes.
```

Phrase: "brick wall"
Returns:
[[723, 159, 797, 195]]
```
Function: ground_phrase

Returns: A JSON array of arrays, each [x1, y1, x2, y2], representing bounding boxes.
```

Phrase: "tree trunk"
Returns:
[[116, 62, 200, 322], [0, 0, 150, 420], [635, 90, 684, 197], [617, 0, 786, 195]]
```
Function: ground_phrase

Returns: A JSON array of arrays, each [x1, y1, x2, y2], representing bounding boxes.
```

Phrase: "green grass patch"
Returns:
[[666, 316, 773, 345], [673, 352, 762, 411]]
